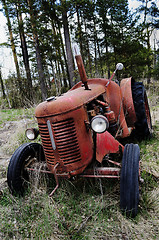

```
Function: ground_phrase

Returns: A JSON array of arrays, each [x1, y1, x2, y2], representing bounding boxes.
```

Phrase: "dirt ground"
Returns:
[[0, 104, 158, 175], [0, 121, 15, 167], [0, 119, 34, 168]]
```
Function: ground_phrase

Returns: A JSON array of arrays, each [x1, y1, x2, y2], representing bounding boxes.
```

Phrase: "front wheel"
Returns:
[[7, 142, 45, 196], [120, 143, 140, 217]]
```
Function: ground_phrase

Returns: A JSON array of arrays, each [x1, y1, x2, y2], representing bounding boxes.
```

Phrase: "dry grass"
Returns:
[[0, 80, 159, 239]]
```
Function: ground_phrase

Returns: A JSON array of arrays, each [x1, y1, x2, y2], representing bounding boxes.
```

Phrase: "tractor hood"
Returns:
[[35, 81, 107, 118]]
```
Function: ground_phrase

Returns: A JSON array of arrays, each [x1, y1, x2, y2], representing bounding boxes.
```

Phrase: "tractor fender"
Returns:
[[96, 131, 124, 163], [105, 80, 130, 138], [120, 77, 136, 127]]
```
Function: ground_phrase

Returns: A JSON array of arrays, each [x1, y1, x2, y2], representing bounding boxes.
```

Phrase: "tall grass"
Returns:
[[0, 152, 159, 240], [0, 81, 159, 239]]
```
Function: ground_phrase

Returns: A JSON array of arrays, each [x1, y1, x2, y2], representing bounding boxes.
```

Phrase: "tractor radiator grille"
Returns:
[[52, 118, 81, 165], [38, 124, 55, 166], [38, 118, 81, 166]]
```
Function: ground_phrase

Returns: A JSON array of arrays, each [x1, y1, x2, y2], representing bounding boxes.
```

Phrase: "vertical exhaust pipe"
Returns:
[[75, 51, 89, 90]]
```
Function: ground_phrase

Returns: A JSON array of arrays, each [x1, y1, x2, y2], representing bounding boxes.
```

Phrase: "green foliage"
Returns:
[[0, 42, 10, 47], [1, 73, 44, 108]]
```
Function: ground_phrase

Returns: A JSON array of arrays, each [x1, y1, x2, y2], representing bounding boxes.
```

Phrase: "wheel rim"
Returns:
[[21, 155, 37, 188], [7, 143, 46, 195], [22, 155, 47, 190]]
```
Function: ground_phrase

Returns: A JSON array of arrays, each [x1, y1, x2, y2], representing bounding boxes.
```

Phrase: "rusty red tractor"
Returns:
[[7, 54, 152, 217]]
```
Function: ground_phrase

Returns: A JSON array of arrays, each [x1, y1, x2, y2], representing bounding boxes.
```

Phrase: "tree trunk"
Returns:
[[106, 45, 110, 79], [0, 68, 11, 108], [27, 0, 47, 100], [61, 0, 75, 88], [84, 20, 92, 77], [51, 21, 67, 88], [93, 16, 103, 76], [47, 0, 69, 87], [0, 69, 6, 99], [146, 28, 151, 84], [143, 0, 151, 84], [54, 59, 61, 96], [16, 2, 33, 99], [76, 6, 83, 58], [1, 0, 22, 92], [57, 22, 70, 86], [104, 27, 110, 79]]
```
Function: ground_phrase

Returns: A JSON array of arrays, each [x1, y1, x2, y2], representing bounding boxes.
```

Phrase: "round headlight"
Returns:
[[91, 115, 109, 133], [26, 128, 39, 140]]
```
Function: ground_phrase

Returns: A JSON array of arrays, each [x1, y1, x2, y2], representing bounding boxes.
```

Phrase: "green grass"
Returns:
[[0, 108, 35, 127], [0, 83, 159, 239], [0, 108, 40, 154], [0, 158, 159, 240], [139, 123, 159, 178], [0, 180, 123, 239]]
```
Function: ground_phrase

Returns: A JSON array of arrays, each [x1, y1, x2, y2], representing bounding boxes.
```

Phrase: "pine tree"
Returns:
[[1, 0, 23, 93], [27, 0, 47, 100], [137, 0, 159, 83], [61, 0, 75, 88], [0, 68, 6, 99], [16, 0, 33, 100]]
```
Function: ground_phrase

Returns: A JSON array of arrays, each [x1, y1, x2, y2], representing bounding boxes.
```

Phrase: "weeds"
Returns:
[[0, 164, 158, 240], [0, 81, 159, 239]]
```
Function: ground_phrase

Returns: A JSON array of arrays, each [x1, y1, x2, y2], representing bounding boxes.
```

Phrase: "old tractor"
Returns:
[[7, 54, 152, 217]]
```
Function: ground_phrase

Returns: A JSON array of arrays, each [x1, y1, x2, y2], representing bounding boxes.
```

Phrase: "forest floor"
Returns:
[[0, 81, 159, 239]]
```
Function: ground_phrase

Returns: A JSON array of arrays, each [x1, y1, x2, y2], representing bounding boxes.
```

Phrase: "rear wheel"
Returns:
[[132, 81, 152, 139], [120, 143, 140, 217], [7, 142, 45, 196]]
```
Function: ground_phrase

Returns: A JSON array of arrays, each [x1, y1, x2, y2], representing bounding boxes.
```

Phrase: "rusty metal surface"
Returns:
[[35, 83, 106, 118], [26, 168, 52, 174], [96, 131, 124, 163], [35, 75, 131, 176], [49, 163, 59, 197], [80, 167, 120, 178], [72, 78, 131, 138], [36, 105, 94, 177], [71, 78, 109, 90], [107, 159, 121, 167], [120, 77, 136, 127], [75, 55, 89, 90], [105, 80, 130, 138]]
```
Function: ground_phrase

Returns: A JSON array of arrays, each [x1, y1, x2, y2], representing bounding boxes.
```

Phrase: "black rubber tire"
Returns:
[[7, 142, 45, 196], [120, 143, 140, 218], [131, 81, 152, 140]]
